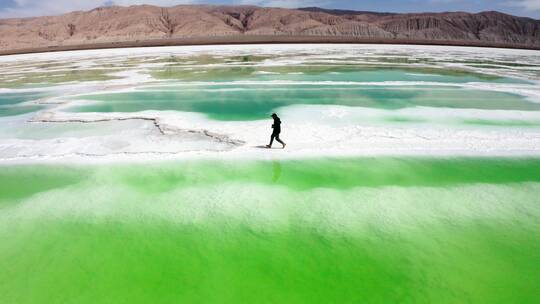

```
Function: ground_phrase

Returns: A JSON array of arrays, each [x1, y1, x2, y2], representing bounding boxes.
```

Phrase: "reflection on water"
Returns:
[[272, 160, 282, 183]]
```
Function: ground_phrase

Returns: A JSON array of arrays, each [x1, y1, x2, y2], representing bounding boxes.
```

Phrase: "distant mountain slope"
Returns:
[[0, 5, 539, 53]]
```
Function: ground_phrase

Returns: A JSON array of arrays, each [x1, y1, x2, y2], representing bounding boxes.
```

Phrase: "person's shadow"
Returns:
[[254, 145, 283, 149]]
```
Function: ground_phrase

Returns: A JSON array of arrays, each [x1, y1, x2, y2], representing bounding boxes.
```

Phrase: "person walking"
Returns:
[[267, 113, 286, 149]]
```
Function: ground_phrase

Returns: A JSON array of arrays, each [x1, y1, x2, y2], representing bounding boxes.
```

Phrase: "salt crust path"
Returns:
[[9, 108, 536, 163]]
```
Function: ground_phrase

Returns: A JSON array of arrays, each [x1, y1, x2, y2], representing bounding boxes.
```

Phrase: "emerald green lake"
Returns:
[[1, 158, 539, 303]]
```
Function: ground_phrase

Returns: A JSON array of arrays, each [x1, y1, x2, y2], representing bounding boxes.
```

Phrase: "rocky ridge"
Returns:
[[0, 5, 539, 52]]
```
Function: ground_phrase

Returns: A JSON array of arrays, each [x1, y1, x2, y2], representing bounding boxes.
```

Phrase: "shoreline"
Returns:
[[2, 148, 540, 165], [1, 35, 540, 57]]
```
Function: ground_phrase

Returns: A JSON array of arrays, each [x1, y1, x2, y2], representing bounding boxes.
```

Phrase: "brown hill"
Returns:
[[0, 5, 539, 53]]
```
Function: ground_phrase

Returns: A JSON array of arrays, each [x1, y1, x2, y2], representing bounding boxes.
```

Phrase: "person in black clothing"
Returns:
[[267, 113, 286, 149]]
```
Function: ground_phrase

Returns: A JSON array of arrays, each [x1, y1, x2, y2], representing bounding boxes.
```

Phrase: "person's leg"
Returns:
[[275, 134, 286, 148], [267, 134, 275, 148]]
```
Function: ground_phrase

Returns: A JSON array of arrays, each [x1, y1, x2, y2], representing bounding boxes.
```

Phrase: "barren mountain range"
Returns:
[[1, 4, 539, 54]]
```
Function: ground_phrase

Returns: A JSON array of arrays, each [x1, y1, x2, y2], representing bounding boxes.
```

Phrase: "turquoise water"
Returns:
[[0, 57, 536, 121], [72, 86, 537, 121], [0, 105, 43, 117], [68, 66, 538, 121], [0, 92, 47, 117], [153, 65, 529, 84], [0, 92, 47, 106], [1, 158, 539, 303]]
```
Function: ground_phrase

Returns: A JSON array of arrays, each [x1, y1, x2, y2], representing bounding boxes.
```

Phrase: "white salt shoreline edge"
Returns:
[[1, 44, 539, 63], [2, 105, 540, 165], [1, 44, 540, 86], [3, 145, 540, 165]]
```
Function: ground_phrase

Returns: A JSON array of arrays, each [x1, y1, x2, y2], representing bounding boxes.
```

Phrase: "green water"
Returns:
[[0, 105, 44, 117], [152, 65, 527, 84], [0, 92, 47, 117], [72, 86, 537, 121], [463, 119, 540, 127], [1, 158, 539, 303], [0, 69, 121, 88], [110, 65, 532, 121], [1, 49, 540, 303], [0, 92, 48, 106]]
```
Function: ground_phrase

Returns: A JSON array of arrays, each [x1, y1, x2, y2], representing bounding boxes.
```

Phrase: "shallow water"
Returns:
[[151, 65, 527, 83], [71, 63, 539, 121], [1, 158, 539, 303], [73, 85, 538, 121], [0, 92, 47, 117]]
